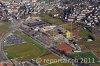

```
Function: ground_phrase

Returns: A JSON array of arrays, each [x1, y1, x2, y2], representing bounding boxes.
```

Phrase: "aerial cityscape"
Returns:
[[0, 0, 100, 66]]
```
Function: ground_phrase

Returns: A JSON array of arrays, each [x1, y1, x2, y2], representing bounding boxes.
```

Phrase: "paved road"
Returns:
[[0, 19, 25, 62], [0, 28, 13, 62]]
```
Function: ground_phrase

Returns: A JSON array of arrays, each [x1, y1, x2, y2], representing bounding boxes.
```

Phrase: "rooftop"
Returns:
[[56, 44, 73, 52]]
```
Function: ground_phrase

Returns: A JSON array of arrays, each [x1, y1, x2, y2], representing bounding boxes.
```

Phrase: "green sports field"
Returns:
[[4, 31, 45, 61], [72, 52, 99, 64]]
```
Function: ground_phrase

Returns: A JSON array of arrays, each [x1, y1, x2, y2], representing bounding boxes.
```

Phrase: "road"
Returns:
[[0, 19, 25, 62]]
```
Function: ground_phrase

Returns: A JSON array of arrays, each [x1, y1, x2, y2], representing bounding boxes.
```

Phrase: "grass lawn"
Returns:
[[46, 63, 72, 66], [72, 52, 99, 64], [80, 28, 92, 36], [39, 53, 59, 65], [38, 52, 72, 66], [0, 22, 10, 31], [41, 14, 62, 25], [60, 23, 72, 31], [0, 22, 10, 38], [76, 28, 100, 45], [77, 37, 100, 45], [4, 31, 45, 61]]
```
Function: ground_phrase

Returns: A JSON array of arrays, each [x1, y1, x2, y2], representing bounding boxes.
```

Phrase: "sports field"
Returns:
[[56, 44, 73, 52], [4, 31, 45, 60], [72, 52, 99, 64], [80, 44, 100, 63], [38, 52, 72, 66]]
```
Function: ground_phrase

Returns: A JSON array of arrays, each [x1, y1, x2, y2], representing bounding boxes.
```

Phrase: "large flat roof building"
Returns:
[[32, 0, 37, 2]]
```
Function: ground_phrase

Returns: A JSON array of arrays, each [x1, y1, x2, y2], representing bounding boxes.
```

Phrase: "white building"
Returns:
[[32, 0, 37, 2]]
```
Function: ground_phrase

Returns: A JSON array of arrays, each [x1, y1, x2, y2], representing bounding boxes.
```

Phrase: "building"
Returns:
[[32, 0, 37, 2]]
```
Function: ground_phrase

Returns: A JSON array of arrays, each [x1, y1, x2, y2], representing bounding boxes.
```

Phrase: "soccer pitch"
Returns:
[[72, 52, 99, 64], [4, 31, 45, 60]]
